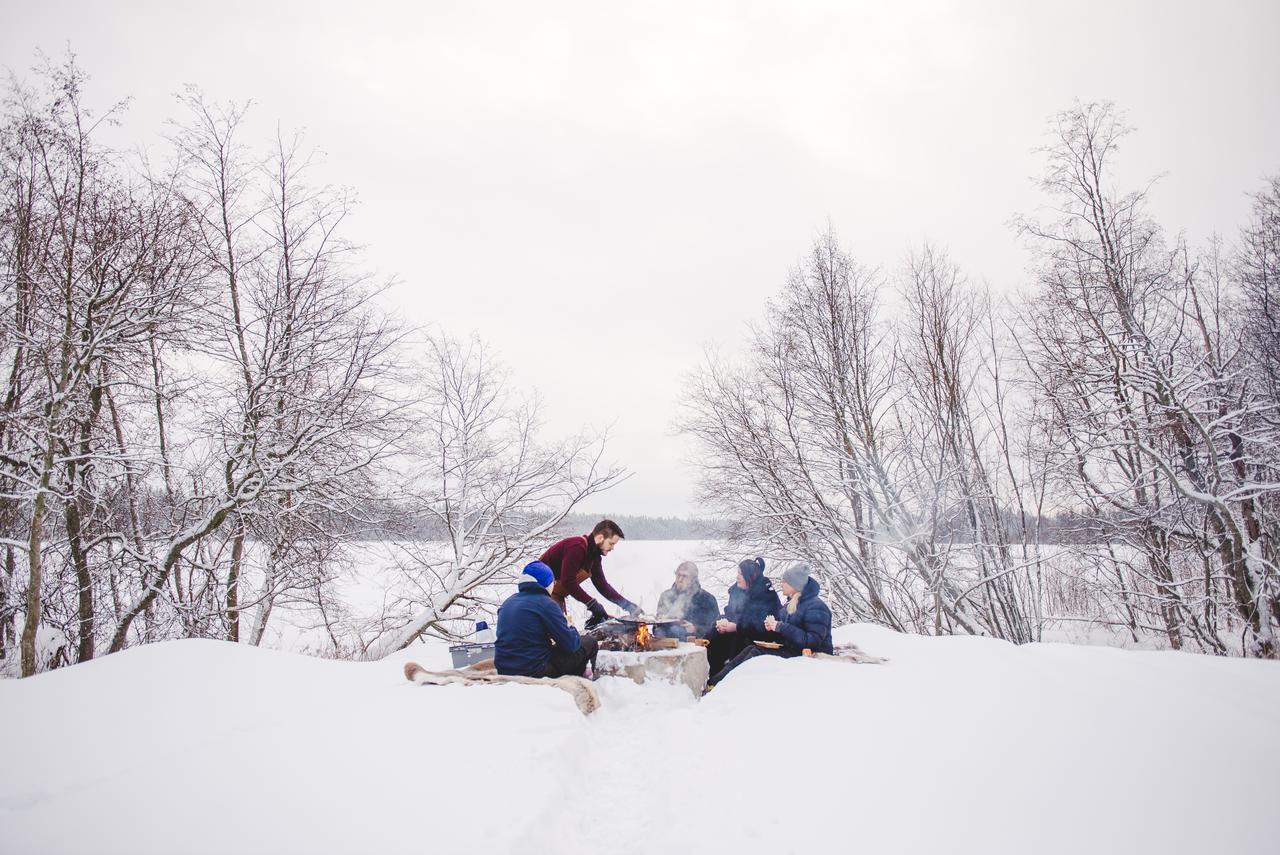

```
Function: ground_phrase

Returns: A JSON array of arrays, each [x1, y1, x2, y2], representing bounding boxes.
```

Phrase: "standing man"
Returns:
[[656, 560, 720, 640], [539, 519, 639, 628], [494, 561, 598, 679]]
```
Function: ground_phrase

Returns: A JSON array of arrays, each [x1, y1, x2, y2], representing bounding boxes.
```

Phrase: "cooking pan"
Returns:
[[590, 615, 686, 635], [610, 615, 686, 630]]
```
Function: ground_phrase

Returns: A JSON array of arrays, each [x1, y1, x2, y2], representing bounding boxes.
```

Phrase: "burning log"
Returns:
[[590, 617, 686, 652]]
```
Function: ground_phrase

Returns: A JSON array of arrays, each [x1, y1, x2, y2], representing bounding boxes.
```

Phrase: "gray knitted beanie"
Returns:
[[782, 562, 811, 593]]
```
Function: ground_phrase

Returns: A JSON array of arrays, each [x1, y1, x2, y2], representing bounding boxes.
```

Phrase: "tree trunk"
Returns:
[[64, 497, 94, 662], [20, 439, 57, 676], [227, 524, 244, 642]]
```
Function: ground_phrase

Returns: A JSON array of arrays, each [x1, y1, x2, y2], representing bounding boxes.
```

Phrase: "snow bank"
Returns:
[[2, 621, 1277, 853]]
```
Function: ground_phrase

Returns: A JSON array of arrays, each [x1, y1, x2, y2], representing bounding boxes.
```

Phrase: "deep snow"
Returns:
[[3, 623, 1278, 854], [3, 541, 1279, 853]]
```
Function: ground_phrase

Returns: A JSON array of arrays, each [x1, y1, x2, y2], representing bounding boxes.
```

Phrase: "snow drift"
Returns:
[[3, 623, 1277, 854]]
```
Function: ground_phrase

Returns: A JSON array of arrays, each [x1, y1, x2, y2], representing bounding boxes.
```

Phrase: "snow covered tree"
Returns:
[[0, 61, 407, 671], [681, 231, 1042, 640], [109, 90, 408, 653], [0, 56, 202, 674], [1016, 102, 1279, 657], [360, 331, 623, 660]]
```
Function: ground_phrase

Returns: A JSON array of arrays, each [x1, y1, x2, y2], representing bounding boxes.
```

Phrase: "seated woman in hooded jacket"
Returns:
[[765, 562, 833, 655], [708, 562, 832, 687], [706, 557, 782, 675]]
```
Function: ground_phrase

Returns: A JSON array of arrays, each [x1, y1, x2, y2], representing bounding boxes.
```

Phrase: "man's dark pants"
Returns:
[[542, 636, 599, 678], [707, 631, 748, 675]]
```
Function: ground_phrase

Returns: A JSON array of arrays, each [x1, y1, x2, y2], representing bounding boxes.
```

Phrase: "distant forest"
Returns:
[[386, 508, 1143, 545], [383, 510, 722, 541]]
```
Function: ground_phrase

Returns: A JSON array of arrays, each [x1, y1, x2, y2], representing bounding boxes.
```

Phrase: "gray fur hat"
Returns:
[[675, 560, 699, 579], [782, 562, 811, 592]]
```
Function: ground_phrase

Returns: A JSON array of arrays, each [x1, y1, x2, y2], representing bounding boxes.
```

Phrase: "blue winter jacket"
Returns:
[[723, 576, 782, 641], [494, 583, 581, 677], [775, 577, 833, 654]]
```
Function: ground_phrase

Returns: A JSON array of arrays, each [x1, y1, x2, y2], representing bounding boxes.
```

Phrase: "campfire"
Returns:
[[591, 616, 681, 652]]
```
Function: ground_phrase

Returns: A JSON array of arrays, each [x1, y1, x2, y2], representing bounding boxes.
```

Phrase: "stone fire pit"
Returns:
[[595, 643, 709, 697]]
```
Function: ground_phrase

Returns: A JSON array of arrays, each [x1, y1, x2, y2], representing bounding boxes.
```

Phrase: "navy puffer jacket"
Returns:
[[494, 583, 581, 677], [723, 576, 782, 641], [775, 577, 833, 654]]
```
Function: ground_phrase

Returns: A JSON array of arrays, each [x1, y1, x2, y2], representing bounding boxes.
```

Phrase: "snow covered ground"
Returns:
[[3, 540, 1279, 853], [3, 624, 1278, 853]]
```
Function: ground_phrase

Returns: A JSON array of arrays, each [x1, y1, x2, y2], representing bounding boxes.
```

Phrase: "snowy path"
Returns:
[[510, 678, 704, 852]]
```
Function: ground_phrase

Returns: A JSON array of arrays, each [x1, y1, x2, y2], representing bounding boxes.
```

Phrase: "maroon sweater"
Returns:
[[538, 534, 625, 607]]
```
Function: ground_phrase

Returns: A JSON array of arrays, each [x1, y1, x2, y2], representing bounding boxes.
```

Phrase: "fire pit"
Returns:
[[588, 616, 710, 696], [589, 616, 685, 652]]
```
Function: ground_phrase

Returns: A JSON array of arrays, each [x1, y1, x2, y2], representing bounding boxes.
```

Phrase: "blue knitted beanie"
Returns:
[[518, 561, 555, 589]]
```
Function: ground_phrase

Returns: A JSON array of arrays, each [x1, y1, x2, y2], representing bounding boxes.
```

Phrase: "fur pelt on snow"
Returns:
[[818, 642, 889, 665], [402, 659, 601, 715]]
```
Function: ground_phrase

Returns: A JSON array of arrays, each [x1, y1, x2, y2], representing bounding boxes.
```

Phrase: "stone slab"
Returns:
[[595, 643, 709, 697]]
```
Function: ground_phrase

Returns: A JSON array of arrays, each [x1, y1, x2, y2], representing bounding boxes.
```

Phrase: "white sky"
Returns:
[[4, 1, 1278, 516]]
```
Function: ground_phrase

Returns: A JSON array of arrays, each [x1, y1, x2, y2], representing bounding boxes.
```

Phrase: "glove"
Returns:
[[585, 599, 609, 629], [621, 599, 642, 618]]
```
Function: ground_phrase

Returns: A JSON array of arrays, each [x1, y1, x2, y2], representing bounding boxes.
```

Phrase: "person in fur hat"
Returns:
[[494, 561, 598, 679], [655, 561, 720, 640], [707, 561, 832, 688], [705, 557, 782, 675]]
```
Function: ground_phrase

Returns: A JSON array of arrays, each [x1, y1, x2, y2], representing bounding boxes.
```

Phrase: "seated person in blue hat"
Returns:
[[494, 561, 598, 679]]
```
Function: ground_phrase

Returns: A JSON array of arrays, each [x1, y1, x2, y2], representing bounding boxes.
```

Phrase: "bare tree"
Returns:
[[360, 331, 624, 660], [1237, 176, 1280, 419], [0, 62, 408, 672], [1016, 102, 1279, 657], [99, 90, 409, 654], [682, 231, 1042, 640], [0, 56, 200, 674], [898, 245, 1041, 642]]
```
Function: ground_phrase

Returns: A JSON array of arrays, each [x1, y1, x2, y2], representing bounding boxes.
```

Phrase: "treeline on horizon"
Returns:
[[328, 505, 1153, 545]]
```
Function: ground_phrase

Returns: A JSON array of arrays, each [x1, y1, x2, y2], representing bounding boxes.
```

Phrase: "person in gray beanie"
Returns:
[[782, 562, 811, 596], [707, 560, 832, 688], [765, 561, 833, 655]]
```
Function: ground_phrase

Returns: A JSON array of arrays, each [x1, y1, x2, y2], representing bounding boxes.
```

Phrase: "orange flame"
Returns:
[[636, 623, 651, 649]]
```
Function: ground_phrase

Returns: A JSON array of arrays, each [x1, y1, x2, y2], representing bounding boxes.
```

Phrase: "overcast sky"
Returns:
[[4, 1, 1278, 517]]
